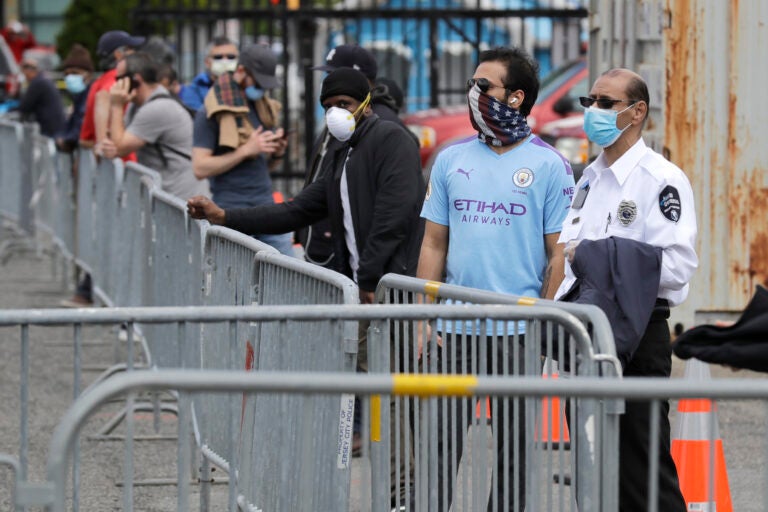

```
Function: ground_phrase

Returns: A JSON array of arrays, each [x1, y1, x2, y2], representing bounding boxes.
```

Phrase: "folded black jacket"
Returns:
[[560, 237, 663, 368], [672, 285, 768, 372]]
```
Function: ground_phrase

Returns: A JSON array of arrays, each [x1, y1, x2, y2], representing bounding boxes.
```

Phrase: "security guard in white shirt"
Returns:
[[555, 68, 697, 512]]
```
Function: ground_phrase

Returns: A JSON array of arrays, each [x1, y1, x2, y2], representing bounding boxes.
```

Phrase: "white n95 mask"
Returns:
[[325, 94, 370, 142], [210, 58, 238, 77]]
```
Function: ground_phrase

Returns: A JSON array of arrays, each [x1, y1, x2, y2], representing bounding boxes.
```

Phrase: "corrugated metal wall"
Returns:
[[590, 0, 768, 327], [666, 0, 768, 324]]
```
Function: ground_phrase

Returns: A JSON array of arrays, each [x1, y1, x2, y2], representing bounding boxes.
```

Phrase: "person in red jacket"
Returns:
[[79, 30, 144, 152], [1, 20, 36, 63]]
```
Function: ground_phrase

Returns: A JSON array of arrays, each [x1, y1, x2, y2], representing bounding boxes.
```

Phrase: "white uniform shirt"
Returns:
[[554, 138, 698, 306]]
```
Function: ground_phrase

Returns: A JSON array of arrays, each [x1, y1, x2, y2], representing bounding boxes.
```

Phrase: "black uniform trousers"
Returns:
[[619, 305, 686, 511]]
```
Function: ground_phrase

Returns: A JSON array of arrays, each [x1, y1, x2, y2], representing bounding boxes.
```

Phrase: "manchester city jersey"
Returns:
[[422, 135, 575, 333]]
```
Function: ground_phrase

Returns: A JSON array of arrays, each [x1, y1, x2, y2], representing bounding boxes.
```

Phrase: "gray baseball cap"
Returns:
[[238, 44, 279, 89]]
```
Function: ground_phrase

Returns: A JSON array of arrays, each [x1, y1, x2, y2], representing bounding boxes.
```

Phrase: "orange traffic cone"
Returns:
[[671, 359, 732, 512], [536, 361, 570, 448]]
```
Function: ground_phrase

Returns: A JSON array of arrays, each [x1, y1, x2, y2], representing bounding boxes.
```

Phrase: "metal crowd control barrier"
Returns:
[[0, 122, 36, 261], [142, 189, 206, 369], [32, 369, 768, 512], [90, 157, 122, 305], [29, 133, 76, 264], [195, 226, 277, 480], [0, 120, 26, 227], [238, 254, 359, 511], [373, 273, 623, 511], [113, 163, 161, 308], [74, 149, 97, 274], [0, 304, 618, 512]]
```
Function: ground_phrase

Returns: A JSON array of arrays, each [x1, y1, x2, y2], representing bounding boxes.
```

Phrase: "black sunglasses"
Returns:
[[466, 77, 509, 94], [211, 54, 238, 60], [579, 96, 638, 109]]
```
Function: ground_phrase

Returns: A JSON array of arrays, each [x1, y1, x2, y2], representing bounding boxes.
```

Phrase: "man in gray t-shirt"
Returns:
[[100, 52, 209, 200]]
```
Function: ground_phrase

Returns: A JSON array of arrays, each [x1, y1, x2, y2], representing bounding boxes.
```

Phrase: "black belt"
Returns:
[[650, 298, 670, 321]]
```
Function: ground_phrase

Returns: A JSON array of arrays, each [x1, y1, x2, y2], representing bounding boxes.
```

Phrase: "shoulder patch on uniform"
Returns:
[[659, 185, 681, 223], [425, 180, 432, 201]]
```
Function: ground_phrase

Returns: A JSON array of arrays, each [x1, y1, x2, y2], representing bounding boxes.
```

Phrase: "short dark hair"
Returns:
[[157, 63, 178, 84], [123, 52, 158, 85], [479, 46, 539, 116], [207, 36, 236, 54], [603, 68, 651, 122], [626, 75, 650, 121]]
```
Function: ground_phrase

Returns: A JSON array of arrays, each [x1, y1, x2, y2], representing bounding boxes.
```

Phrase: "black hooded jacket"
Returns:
[[226, 114, 425, 291]]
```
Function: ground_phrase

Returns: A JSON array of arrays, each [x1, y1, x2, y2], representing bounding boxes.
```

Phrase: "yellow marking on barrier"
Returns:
[[371, 395, 382, 442], [392, 374, 478, 397], [424, 281, 441, 299], [517, 297, 537, 306]]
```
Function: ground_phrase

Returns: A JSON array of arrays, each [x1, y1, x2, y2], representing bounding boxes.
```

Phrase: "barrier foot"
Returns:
[[81, 362, 150, 395], [115, 478, 229, 487], [88, 434, 179, 442], [94, 401, 179, 436]]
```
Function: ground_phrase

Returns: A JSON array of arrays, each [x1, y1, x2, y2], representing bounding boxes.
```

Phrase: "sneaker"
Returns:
[[59, 295, 94, 308]]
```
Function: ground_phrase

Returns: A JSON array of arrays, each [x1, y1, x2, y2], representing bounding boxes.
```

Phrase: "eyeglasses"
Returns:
[[466, 77, 508, 93], [579, 96, 638, 109], [211, 54, 238, 60]]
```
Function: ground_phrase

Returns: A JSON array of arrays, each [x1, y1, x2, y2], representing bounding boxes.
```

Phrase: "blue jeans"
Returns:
[[254, 232, 294, 257]]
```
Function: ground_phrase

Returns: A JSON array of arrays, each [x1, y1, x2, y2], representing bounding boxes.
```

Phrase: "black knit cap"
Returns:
[[320, 67, 371, 104]]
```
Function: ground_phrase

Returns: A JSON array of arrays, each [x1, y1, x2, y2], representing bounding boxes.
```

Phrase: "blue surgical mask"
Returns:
[[244, 86, 264, 101], [583, 104, 635, 148], [65, 73, 86, 94]]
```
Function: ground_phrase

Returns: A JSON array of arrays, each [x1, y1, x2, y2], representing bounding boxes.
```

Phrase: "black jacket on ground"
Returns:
[[226, 114, 425, 291], [560, 237, 663, 368], [673, 285, 768, 372]]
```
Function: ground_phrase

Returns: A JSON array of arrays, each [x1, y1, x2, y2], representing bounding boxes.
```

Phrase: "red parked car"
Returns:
[[404, 59, 589, 172]]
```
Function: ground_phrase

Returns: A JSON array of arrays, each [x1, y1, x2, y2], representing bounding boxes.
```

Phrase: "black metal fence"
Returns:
[[131, 0, 587, 195]]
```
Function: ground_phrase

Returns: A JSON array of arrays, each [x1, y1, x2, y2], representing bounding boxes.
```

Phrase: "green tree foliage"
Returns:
[[55, 0, 139, 62]]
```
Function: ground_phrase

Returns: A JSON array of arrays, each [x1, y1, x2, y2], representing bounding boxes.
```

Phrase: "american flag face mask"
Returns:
[[467, 83, 531, 147]]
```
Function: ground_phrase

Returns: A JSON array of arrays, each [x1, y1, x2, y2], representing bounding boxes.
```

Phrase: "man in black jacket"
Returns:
[[302, 44, 416, 270], [188, 68, 424, 507], [188, 67, 424, 301], [18, 53, 65, 137]]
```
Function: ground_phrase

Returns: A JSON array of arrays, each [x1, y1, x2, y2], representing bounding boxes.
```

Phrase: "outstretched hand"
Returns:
[[187, 196, 225, 225]]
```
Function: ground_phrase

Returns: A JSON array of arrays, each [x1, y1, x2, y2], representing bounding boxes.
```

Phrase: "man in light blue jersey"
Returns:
[[418, 46, 575, 511]]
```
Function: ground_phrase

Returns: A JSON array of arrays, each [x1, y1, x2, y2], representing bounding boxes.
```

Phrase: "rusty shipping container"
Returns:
[[589, 0, 768, 328]]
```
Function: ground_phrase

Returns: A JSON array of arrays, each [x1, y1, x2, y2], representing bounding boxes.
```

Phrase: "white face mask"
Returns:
[[325, 94, 370, 142], [210, 58, 238, 77]]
